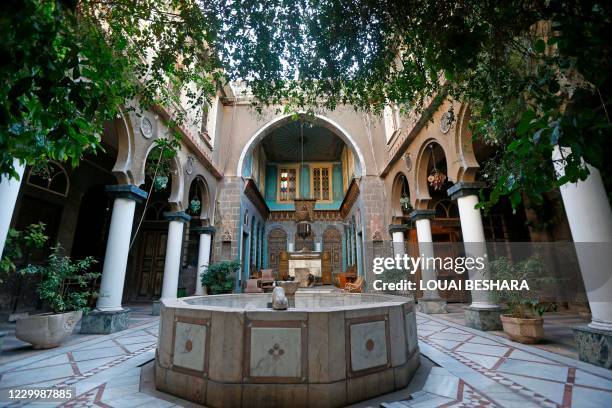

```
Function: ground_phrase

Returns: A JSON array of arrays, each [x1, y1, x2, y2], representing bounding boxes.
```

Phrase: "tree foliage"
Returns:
[[3, 0, 610, 209], [0, 222, 48, 283], [0, 0, 222, 179], [215, 0, 612, 208]]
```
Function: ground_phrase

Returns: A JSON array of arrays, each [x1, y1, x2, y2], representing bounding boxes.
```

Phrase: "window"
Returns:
[[200, 102, 210, 139], [384, 104, 401, 142], [311, 165, 332, 201], [278, 167, 298, 202]]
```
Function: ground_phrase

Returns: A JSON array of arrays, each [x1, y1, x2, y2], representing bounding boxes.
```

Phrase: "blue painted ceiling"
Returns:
[[261, 122, 345, 162]]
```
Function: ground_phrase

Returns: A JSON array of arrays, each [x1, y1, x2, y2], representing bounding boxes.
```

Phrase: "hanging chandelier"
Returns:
[[427, 144, 447, 190], [295, 119, 315, 241]]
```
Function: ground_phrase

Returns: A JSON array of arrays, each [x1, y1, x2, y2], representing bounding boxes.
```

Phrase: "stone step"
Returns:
[[380, 367, 460, 408]]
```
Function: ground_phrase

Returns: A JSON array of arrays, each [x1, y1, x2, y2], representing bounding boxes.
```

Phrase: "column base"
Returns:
[[417, 298, 448, 314], [572, 325, 612, 369], [80, 309, 130, 334], [464, 306, 503, 331], [151, 301, 161, 316]]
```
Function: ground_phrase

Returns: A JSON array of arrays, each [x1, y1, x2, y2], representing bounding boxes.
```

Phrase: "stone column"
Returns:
[[0, 159, 25, 257], [448, 182, 502, 330], [80, 185, 147, 334], [447, 182, 502, 330], [553, 148, 612, 368], [410, 210, 448, 314], [389, 224, 408, 257], [193, 226, 215, 296], [160, 211, 191, 300]]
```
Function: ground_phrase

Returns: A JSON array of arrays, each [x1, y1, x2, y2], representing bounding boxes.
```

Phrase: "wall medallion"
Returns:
[[185, 156, 195, 175], [403, 153, 412, 171], [140, 117, 153, 139], [439, 111, 454, 134]]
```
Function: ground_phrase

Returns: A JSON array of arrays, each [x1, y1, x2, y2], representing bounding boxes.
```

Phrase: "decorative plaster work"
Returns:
[[185, 156, 195, 175], [173, 321, 207, 373], [440, 110, 454, 134], [249, 327, 302, 378], [140, 117, 153, 139], [404, 152, 412, 171]]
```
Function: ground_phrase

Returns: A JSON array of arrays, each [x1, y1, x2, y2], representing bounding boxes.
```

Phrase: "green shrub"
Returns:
[[0, 222, 48, 283], [489, 256, 557, 318], [201, 260, 239, 295], [20, 245, 100, 313]]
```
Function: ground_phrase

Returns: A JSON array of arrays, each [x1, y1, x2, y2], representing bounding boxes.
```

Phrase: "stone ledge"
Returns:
[[573, 325, 612, 369], [464, 306, 503, 331], [80, 308, 130, 334], [417, 298, 448, 314]]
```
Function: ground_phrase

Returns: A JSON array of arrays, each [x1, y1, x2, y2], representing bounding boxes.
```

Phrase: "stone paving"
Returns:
[[0, 308, 610, 407]]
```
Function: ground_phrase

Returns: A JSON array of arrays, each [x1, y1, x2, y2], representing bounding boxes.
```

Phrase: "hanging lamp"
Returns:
[[294, 119, 315, 242], [427, 144, 447, 190]]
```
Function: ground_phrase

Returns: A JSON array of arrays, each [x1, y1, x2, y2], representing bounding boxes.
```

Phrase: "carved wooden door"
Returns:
[[323, 227, 342, 280], [267, 228, 287, 275], [134, 229, 167, 300]]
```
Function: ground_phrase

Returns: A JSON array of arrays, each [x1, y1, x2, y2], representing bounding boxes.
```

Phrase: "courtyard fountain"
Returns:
[[155, 291, 420, 407]]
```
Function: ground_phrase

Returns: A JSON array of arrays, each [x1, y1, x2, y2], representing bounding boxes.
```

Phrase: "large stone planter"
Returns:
[[16, 311, 82, 349], [500, 314, 544, 344]]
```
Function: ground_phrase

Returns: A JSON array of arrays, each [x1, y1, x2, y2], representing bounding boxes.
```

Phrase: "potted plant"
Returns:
[[201, 260, 240, 295], [0, 223, 48, 354], [489, 256, 556, 344], [15, 245, 99, 349]]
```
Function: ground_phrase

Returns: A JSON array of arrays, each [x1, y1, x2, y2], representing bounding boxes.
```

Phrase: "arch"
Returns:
[[141, 144, 185, 211], [267, 227, 287, 276], [390, 171, 411, 218], [434, 199, 459, 218], [26, 161, 70, 197], [413, 139, 453, 209], [237, 113, 367, 178], [453, 103, 479, 182], [185, 175, 211, 220], [111, 108, 137, 185]]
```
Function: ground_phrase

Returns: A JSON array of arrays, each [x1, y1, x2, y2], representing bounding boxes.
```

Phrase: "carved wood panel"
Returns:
[[323, 227, 342, 278], [267, 228, 287, 276]]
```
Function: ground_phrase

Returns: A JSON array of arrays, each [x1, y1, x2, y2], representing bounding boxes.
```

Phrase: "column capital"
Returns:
[[447, 182, 485, 201], [163, 211, 191, 223], [409, 209, 436, 221], [105, 184, 148, 203], [192, 225, 216, 234], [388, 224, 410, 234]]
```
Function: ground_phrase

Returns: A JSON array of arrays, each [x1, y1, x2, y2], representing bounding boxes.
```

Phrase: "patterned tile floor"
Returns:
[[0, 306, 610, 407], [415, 313, 612, 408]]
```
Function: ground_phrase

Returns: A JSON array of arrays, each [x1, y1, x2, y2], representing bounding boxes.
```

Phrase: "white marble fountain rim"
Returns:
[[161, 293, 412, 313]]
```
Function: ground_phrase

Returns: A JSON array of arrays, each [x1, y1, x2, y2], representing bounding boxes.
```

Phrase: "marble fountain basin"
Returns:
[[155, 293, 420, 408]]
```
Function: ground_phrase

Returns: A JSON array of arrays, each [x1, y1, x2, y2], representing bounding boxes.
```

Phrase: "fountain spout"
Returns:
[[271, 286, 288, 310]]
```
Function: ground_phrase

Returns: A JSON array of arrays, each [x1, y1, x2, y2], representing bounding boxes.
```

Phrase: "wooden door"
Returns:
[[431, 226, 469, 303], [322, 227, 342, 281], [267, 228, 287, 275], [134, 230, 167, 300]]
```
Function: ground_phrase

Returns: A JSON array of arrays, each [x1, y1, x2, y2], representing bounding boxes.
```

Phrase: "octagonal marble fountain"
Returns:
[[155, 292, 420, 408]]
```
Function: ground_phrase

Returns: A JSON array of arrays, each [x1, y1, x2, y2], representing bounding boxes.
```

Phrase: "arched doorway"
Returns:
[[413, 141, 468, 303], [129, 145, 177, 301], [323, 226, 342, 276], [267, 228, 287, 275]]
